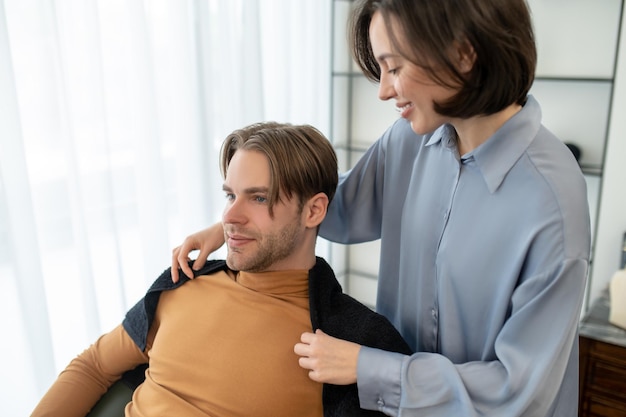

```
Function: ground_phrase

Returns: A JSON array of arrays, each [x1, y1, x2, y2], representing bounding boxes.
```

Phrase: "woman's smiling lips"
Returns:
[[396, 102, 414, 118]]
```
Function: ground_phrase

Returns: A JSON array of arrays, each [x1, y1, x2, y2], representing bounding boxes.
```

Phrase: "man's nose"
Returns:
[[223, 198, 246, 224]]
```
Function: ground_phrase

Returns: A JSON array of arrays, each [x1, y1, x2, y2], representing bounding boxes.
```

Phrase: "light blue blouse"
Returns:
[[320, 96, 591, 416]]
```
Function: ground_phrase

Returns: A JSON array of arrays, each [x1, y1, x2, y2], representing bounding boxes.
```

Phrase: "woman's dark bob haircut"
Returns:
[[350, 0, 537, 118]]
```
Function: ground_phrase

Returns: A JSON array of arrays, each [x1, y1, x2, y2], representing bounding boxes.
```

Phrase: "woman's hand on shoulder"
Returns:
[[171, 222, 225, 283]]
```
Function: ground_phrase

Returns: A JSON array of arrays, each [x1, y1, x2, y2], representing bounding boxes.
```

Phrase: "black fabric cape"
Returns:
[[121, 256, 412, 417]]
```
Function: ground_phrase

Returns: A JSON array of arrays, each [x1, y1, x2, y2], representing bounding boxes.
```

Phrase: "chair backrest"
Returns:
[[85, 380, 132, 417], [85, 363, 146, 417]]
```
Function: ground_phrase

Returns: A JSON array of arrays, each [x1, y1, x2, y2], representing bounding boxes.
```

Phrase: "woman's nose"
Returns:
[[377, 73, 396, 101]]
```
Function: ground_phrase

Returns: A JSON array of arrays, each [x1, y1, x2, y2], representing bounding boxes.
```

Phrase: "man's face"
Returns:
[[222, 149, 307, 272]]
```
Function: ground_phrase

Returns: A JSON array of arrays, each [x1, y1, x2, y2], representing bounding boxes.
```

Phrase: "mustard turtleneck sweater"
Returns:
[[31, 269, 323, 417]]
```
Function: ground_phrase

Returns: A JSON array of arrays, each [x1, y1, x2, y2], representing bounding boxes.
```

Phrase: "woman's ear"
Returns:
[[454, 38, 476, 74], [303, 192, 329, 229]]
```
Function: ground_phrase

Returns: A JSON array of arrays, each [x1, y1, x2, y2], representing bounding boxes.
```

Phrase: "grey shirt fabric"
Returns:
[[320, 96, 591, 416]]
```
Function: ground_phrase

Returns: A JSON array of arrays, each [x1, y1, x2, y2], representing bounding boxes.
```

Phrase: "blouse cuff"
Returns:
[[357, 346, 406, 416]]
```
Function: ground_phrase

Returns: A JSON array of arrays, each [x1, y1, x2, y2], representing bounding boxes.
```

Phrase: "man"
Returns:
[[31, 122, 411, 417]]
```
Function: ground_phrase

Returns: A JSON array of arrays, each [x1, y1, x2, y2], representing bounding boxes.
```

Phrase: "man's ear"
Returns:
[[303, 192, 329, 229]]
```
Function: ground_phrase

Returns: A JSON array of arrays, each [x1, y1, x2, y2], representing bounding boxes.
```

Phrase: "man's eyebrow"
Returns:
[[222, 184, 269, 194]]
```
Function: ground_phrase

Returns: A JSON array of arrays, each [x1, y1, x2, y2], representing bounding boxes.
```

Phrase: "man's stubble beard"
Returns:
[[225, 213, 303, 272]]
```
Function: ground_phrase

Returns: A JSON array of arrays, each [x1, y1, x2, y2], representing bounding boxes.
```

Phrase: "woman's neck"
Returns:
[[453, 103, 522, 156]]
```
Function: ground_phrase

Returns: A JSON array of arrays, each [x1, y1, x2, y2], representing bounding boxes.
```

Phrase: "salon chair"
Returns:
[[85, 364, 146, 417]]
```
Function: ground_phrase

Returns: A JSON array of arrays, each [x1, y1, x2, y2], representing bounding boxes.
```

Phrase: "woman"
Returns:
[[172, 1, 590, 415]]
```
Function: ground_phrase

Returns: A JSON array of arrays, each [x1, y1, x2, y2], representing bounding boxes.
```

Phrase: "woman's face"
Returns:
[[368, 11, 459, 135]]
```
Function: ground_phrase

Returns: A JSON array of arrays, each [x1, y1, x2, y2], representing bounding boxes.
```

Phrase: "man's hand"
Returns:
[[294, 329, 361, 385], [171, 223, 226, 283]]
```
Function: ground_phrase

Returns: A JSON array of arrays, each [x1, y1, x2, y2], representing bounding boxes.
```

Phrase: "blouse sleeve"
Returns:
[[320, 133, 387, 244], [357, 258, 588, 416]]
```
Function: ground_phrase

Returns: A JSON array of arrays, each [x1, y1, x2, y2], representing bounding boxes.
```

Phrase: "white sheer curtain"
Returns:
[[0, 0, 330, 414]]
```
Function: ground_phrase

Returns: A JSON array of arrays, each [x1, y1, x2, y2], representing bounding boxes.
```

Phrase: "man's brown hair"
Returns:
[[221, 122, 338, 217]]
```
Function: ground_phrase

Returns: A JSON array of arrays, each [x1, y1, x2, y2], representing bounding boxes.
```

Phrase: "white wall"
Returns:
[[589, 9, 626, 306]]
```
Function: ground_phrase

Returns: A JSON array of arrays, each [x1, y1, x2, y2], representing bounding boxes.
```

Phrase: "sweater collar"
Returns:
[[236, 269, 309, 298]]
